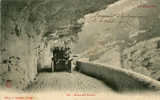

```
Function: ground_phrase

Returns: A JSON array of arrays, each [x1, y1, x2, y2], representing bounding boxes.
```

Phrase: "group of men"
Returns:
[[52, 46, 71, 62]]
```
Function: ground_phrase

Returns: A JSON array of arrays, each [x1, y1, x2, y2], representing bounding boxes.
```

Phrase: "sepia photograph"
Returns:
[[0, 0, 160, 100]]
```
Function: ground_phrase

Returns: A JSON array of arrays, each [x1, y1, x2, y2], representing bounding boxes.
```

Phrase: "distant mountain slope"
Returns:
[[72, 0, 160, 79]]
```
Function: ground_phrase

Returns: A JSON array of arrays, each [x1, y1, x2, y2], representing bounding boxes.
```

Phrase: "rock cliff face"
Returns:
[[0, 35, 38, 89], [122, 38, 160, 80], [0, 0, 118, 89], [72, 0, 160, 79]]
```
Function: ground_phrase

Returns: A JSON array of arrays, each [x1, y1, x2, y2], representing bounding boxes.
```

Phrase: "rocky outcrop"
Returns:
[[0, 34, 38, 89], [122, 38, 160, 80], [0, 0, 119, 90]]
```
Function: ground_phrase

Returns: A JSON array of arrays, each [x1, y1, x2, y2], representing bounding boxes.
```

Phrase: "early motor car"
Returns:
[[51, 46, 72, 73]]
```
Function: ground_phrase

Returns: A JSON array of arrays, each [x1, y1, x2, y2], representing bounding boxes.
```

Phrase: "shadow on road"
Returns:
[[39, 68, 52, 72]]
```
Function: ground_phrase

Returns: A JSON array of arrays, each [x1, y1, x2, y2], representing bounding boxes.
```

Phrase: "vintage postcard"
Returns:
[[0, 0, 160, 100]]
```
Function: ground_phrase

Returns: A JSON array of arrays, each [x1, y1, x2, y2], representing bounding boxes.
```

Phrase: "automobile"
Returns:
[[51, 46, 72, 73]]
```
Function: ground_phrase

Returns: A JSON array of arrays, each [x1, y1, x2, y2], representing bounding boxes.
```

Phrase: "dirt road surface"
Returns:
[[26, 71, 113, 93]]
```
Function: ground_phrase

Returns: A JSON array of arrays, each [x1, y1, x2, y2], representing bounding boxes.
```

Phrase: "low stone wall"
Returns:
[[76, 60, 160, 92]]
